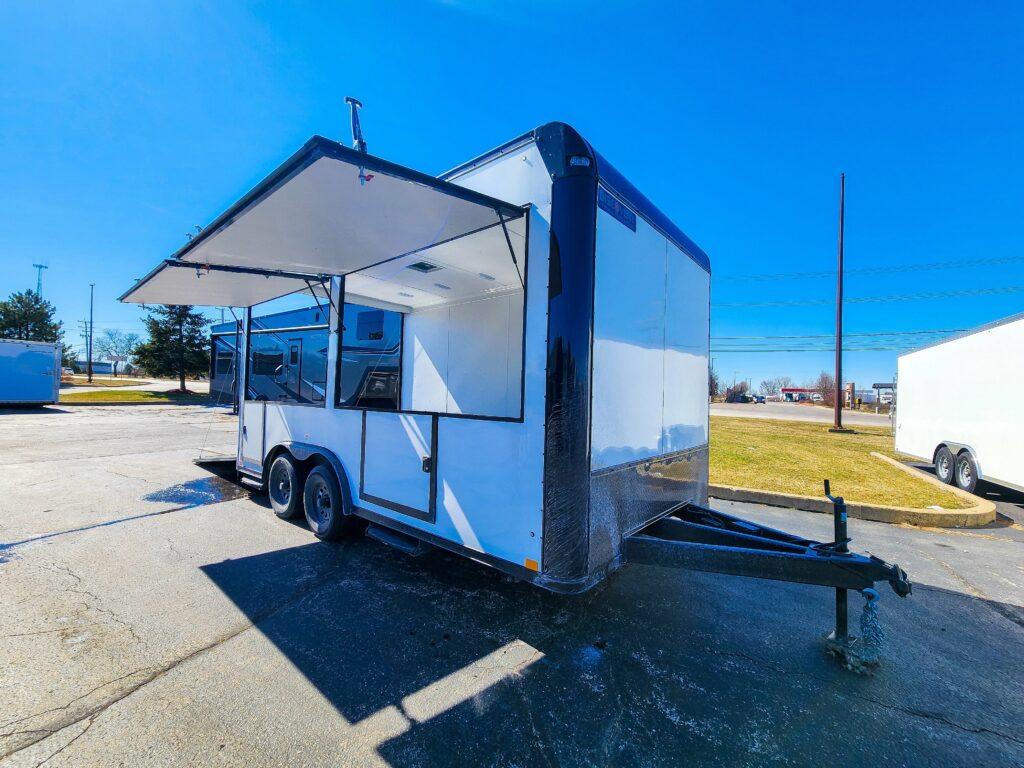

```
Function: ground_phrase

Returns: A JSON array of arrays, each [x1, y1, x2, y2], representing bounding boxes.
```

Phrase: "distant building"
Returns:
[[780, 387, 816, 402], [73, 360, 115, 375]]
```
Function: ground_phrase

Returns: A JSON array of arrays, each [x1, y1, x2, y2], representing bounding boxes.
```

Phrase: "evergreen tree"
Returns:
[[0, 290, 64, 342], [133, 305, 210, 391]]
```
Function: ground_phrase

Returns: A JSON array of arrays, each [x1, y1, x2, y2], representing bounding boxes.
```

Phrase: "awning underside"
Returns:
[[122, 136, 526, 310], [120, 261, 328, 307]]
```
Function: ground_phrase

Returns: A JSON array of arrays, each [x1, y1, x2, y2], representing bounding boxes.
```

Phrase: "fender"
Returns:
[[269, 441, 355, 517]]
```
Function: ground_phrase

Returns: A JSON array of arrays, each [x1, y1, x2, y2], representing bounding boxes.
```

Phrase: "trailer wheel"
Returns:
[[304, 464, 357, 541], [954, 452, 978, 494], [934, 446, 955, 484], [267, 454, 304, 519]]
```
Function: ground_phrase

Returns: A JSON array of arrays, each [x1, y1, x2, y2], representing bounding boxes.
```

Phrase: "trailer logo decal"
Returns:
[[598, 186, 636, 232]]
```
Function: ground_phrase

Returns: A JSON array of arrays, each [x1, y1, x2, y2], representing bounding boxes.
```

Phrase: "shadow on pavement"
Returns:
[[201, 532, 1024, 766], [0, 406, 70, 415]]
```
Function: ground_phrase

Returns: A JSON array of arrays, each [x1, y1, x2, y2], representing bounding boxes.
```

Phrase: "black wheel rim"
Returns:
[[271, 464, 291, 506], [311, 478, 332, 525]]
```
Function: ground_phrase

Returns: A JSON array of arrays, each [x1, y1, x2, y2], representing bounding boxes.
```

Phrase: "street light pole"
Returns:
[[87, 283, 95, 383], [830, 174, 852, 433]]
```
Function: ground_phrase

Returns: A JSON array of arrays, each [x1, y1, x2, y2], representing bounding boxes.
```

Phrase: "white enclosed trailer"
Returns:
[[0, 339, 61, 406], [896, 312, 1024, 494], [122, 122, 909, 649]]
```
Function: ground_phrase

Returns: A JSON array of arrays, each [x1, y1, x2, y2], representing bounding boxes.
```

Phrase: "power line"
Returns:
[[716, 255, 1024, 283], [714, 285, 1024, 309], [711, 347, 917, 353], [711, 328, 965, 340]]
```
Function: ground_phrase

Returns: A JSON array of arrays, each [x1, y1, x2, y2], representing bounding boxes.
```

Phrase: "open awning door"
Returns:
[[119, 260, 328, 308], [121, 135, 526, 309]]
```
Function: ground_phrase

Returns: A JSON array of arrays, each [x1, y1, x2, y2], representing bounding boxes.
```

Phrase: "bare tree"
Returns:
[[724, 380, 749, 403], [814, 371, 836, 406], [709, 369, 720, 399], [758, 376, 793, 398], [94, 329, 141, 377]]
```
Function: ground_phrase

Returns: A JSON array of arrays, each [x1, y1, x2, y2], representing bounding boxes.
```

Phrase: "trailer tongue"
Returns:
[[625, 484, 911, 671]]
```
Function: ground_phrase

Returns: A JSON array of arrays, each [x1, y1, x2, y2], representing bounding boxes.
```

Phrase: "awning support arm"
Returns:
[[304, 278, 329, 318], [497, 211, 524, 288]]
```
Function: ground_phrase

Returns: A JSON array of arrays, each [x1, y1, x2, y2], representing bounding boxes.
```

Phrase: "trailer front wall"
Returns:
[[896, 316, 1024, 489], [588, 186, 710, 572]]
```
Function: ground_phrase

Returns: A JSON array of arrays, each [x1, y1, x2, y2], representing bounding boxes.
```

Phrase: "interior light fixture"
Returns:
[[407, 261, 441, 273]]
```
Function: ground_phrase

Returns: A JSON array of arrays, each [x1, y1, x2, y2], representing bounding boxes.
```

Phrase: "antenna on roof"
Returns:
[[345, 96, 373, 186]]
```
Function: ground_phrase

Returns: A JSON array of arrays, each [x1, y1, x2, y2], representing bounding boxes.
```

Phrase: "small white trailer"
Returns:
[[122, 118, 909, 659], [896, 312, 1024, 495], [0, 339, 61, 406]]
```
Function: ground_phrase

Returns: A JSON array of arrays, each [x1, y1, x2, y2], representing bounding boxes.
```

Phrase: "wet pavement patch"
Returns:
[[142, 475, 250, 510]]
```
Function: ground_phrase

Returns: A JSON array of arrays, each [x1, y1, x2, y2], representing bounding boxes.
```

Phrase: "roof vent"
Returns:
[[407, 261, 441, 273]]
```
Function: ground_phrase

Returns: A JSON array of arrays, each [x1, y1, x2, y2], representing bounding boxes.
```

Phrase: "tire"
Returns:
[[268, 454, 304, 519], [954, 452, 978, 494], [934, 446, 955, 484], [303, 464, 358, 541]]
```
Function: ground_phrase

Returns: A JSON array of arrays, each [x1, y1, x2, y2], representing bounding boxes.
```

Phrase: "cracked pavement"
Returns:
[[0, 405, 1022, 766]]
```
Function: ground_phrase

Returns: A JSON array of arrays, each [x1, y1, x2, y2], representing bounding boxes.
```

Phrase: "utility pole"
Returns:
[[87, 283, 95, 383], [830, 174, 852, 433], [32, 264, 48, 297]]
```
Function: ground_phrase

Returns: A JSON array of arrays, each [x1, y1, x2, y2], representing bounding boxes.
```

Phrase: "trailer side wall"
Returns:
[[895, 315, 1024, 489]]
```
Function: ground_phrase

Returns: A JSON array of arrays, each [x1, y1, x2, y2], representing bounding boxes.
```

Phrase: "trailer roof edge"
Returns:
[[442, 121, 711, 274], [898, 310, 1024, 358]]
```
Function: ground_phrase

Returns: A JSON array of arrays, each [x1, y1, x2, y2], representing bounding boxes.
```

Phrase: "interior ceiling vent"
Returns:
[[407, 261, 442, 273]]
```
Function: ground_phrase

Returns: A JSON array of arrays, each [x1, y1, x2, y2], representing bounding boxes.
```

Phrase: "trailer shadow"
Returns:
[[200, 535, 1024, 766]]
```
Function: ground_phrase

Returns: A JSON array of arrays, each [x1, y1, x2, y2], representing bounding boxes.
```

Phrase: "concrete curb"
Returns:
[[59, 400, 212, 407], [710, 453, 996, 528]]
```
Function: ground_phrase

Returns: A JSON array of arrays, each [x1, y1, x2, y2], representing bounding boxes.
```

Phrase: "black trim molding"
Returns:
[[537, 123, 599, 585]]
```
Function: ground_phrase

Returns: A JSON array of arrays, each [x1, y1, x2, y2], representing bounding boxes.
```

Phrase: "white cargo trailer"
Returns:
[[0, 339, 61, 406], [121, 120, 909, 658], [896, 312, 1024, 494]]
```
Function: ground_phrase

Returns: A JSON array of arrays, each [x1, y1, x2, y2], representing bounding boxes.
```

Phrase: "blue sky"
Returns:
[[1, 1, 1021, 388]]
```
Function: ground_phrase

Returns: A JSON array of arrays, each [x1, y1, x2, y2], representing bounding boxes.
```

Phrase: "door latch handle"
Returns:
[[421, 456, 432, 473]]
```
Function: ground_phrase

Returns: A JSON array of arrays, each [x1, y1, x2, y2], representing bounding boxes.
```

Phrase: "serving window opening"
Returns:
[[336, 213, 528, 421]]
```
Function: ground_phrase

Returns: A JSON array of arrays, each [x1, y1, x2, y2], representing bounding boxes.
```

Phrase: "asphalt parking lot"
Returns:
[[1, 406, 1022, 767]]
